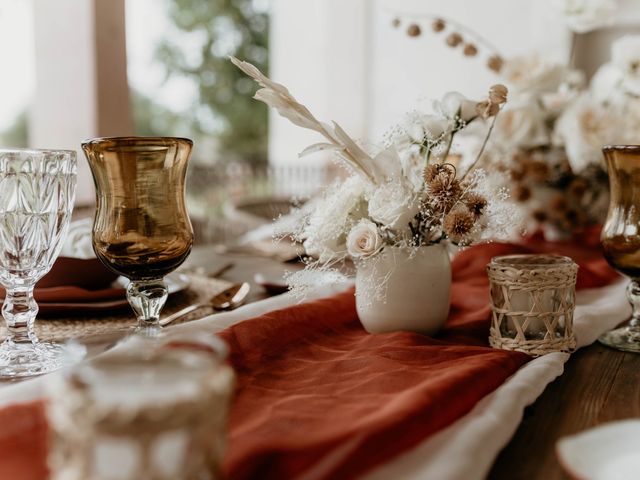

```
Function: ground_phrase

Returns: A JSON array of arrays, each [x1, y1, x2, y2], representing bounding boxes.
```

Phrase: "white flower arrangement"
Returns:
[[552, 0, 617, 34], [385, 3, 625, 237], [462, 33, 639, 236], [555, 36, 640, 173], [231, 57, 516, 292]]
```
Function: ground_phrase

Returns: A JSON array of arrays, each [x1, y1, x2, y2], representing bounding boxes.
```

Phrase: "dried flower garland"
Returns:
[[391, 14, 504, 73]]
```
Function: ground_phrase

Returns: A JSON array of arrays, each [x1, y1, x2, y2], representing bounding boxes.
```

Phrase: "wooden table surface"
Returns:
[[188, 245, 640, 480], [490, 343, 640, 479]]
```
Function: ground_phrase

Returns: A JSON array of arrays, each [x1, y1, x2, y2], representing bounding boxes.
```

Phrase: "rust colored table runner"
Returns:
[[0, 231, 619, 480]]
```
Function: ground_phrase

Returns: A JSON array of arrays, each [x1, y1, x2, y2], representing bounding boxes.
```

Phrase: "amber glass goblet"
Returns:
[[600, 145, 640, 353], [82, 137, 194, 334]]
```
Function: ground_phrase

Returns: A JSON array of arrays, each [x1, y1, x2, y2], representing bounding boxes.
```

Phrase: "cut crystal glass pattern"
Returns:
[[0, 149, 79, 377]]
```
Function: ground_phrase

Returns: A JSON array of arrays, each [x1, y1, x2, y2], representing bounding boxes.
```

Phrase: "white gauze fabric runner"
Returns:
[[0, 279, 630, 480]]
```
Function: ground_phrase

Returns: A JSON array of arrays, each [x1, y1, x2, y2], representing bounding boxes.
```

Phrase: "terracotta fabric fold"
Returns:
[[219, 233, 619, 479], [0, 236, 619, 480], [219, 291, 529, 480]]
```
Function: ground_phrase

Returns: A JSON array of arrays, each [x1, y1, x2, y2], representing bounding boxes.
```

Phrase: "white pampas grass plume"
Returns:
[[230, 56, 384, 184]]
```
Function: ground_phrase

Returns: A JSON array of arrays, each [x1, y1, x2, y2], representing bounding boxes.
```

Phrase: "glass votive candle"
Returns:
[[46, 336, 234, 480], [487, 254, 578, 356]]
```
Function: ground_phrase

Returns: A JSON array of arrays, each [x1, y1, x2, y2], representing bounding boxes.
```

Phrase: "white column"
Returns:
[[369, 0, 570, 140], [30, 0, 132, 205], [268, 0, 370, 166]]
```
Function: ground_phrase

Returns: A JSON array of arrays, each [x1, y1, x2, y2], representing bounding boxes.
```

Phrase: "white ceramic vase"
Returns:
[[355, 244, 451, 335]]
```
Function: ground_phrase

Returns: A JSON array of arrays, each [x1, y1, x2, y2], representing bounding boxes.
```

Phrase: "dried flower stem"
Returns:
[[461, 112, 498, 181], [568, 32, 578, 69]]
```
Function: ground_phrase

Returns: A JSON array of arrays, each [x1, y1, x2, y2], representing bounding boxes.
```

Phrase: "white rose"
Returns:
[[591, 63, 625, 104], [421, 114, 449, 140], [398, 145, 425, 192], [367, 180, 422, 231], [370, 146, 403, 182], [553, 0, 616, 34], [437, 92, 478, 123], [502, 55, 569, 94], [555, 93, 622, 172], [401, 113, 449, 143], [612, 35, 640, 96], [347, 220, 384, 258], [491, 95, 550, 150]]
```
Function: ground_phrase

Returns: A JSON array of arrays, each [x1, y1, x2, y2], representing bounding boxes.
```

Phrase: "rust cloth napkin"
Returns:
[[219, 230, 618, 479], [0, 232, 618, 480]]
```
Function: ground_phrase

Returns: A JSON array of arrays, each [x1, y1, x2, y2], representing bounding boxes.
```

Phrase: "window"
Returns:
[[0, 0, 35, 147]]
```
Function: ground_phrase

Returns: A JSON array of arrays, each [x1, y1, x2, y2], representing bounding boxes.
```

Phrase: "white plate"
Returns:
[[38, 273, 191, 316], [557, 420, 640, 480]]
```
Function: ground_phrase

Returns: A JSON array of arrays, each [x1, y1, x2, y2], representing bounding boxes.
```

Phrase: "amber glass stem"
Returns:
[[126, 279, 168, 335]]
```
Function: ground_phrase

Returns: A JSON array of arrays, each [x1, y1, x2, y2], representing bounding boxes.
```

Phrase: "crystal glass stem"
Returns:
[[599, 279, 640, 352], [2, 284, 38, 344], [627, 280, 640, 340], [126, 279, 168, 335]]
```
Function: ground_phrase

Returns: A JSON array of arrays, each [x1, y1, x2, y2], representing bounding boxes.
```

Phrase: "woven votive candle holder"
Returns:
[[487, 254, 578, 356], [46, 336, 234, 480]]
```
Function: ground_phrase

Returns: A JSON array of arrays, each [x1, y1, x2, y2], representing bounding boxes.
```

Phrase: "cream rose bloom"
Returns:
[[491, 95, 549, 150], [347, 220, 384, 258], [553, 0, 616, 34], [367, 179, 422, 230], [436, 92, 478, 123], [555, 93, 622, 172], [612, 35, 640, 96], [502, 55, 569, 94]]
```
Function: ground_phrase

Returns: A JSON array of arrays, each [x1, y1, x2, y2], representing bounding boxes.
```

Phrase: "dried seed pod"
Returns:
[[487, 55, 504, 72], [464, 192, 488, 217], [463, 43, 478, 56], [423, 164, 440, 183], [476, 100, 499, 119], [432, 18, 446, 32], [528, 161, 551, 182], [443, 209, 475, 242], [489, 84, 508, 105], [513, 185, 532, 202], [568, 178, 588, 198], [510, 168, 526, 182], [446, 32, 463, 47], [549, 195, 569, 213], [407, 23, 422, 37], [532, 209, 547, 222]]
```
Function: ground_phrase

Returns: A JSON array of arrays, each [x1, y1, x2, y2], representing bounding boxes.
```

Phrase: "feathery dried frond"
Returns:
[[230, 56, 379, 183]]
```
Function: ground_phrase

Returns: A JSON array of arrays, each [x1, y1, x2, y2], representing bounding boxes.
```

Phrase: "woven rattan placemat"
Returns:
[[0, 275, 232, 343]]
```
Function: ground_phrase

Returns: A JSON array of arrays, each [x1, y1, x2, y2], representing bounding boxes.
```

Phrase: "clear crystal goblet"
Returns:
[[0, 148, 78, 377]]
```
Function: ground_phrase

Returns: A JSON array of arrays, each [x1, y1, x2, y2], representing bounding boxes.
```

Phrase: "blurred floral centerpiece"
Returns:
[[494, 34, 640, 238], [232, 57, 515, 334], [480, 53, 611, 239], [393, 0, 637, 239]]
